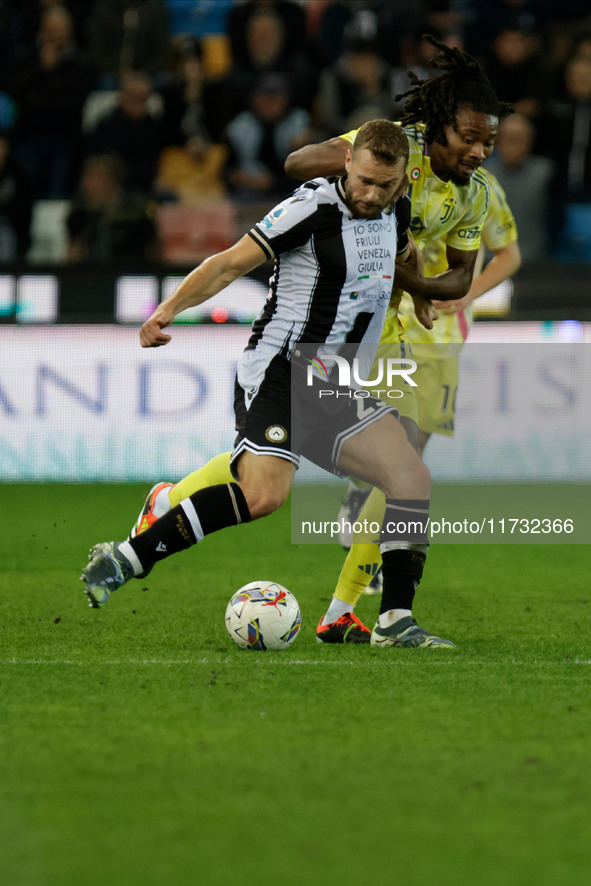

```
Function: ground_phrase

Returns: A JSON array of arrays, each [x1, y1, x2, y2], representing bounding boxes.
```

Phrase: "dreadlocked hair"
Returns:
[[396, 34, 513, 145]]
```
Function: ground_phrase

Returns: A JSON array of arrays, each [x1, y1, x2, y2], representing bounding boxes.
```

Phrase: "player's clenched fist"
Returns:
[[140, 309, 174, 347]]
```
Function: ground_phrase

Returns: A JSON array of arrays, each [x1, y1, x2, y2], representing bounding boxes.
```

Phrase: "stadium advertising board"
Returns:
[[1, 325, 590, 491], [0, 326, 245, 481]]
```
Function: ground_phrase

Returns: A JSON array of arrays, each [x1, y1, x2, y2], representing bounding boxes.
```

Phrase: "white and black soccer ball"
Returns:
[[225, 580, 301, 651]]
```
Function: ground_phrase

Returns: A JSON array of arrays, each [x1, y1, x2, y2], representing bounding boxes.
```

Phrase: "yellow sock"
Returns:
[[333, 486, 386, 606], [169, 451, 234, 507]]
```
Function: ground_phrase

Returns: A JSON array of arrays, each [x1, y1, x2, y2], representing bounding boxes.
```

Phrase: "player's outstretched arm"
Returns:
[[465, 240, 521, 303], [434, 241, 521, 315], [140, 235, 267, 348], [284, 137, 349, 180], [285, 135, 410, 204]]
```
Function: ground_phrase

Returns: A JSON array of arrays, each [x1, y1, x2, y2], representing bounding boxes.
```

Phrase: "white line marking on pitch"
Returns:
[[1, 658, 442, 666], [1, 658, 590, 666]]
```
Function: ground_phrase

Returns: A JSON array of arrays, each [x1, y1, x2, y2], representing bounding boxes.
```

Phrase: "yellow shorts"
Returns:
[[369, 338, 418, 424], [411, 347, 459, 436]]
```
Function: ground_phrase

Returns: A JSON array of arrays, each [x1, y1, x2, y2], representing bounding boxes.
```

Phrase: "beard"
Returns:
[[349, 199, 384, 219], [448, 170, 472, 186]]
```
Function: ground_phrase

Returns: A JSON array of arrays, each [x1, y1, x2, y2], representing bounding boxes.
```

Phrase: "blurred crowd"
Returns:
[[1, 0, 591, 264]]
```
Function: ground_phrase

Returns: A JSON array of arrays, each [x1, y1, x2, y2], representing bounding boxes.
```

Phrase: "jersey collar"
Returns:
[[336, 175, 348, 207]]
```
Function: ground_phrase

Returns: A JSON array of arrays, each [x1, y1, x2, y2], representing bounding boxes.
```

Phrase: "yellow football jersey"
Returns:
[[479, 167, 518, 252], [399, 167, 517, 345], [342, 123, 491, 342]]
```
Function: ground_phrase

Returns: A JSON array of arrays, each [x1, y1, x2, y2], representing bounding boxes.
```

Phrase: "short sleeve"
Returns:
[[444, 173, 490, 252], [248, 184, 321, 259], [338, 129, 359, 145], [481, 172, 518, 250]]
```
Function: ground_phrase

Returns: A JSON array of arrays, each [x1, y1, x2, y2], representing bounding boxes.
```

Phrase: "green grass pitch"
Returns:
[[1, 484, 591, 886]]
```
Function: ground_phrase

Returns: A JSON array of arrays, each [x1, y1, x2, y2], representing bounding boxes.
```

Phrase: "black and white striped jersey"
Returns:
[[245, 177, 410, 370]]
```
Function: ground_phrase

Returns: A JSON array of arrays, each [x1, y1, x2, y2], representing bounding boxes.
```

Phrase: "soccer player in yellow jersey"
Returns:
[[128, 38, 511, 648], [398, 167, 520, 454], [329, 168, 521, 631]]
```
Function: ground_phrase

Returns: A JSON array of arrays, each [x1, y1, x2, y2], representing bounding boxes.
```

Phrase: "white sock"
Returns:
[[378, 608, 412, 629], [322, 598, 354, 625], [117, 540, 144, 577]]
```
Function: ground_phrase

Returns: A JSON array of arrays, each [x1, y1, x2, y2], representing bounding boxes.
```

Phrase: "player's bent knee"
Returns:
[[407, 458, 430, 491], [382, 457, 430, 500]]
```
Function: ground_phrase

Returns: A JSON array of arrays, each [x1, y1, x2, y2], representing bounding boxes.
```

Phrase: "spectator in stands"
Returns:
[[311, 0, 421, 68], [156, 37, 227, 202], [545, 55, 591, 193], [65, 152, 159, 262], [19, 0, 91, 51], [227, 0, 307, 69], [159, 37, 221, 145], [86, 0, 170, 86], [0, 131, 33, 259], [540, 54, 591, 243], [86, 71, 163, 195], [223, 7, 318, 117], [463, 0, 546, 57], [224, 73, 310, 201], [486, 113, 554, 262], [154, 135, 228, 204], [8, 3, 92, 198], [316, 37, 395, 138], [481, 23, 548, 118]]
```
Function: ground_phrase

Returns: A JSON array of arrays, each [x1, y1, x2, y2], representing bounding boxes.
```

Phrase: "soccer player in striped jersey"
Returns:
[[81, 120, 457, 648], [124, 39, 511, 647]]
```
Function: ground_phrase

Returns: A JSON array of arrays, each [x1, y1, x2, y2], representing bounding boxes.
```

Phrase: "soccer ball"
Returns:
[[225, 580, 301, 651]]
